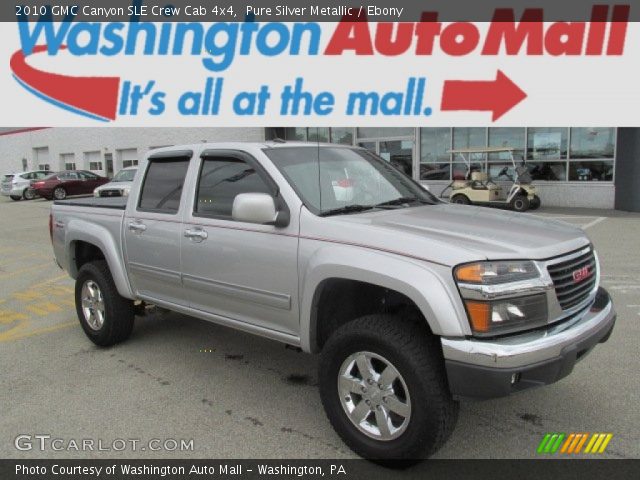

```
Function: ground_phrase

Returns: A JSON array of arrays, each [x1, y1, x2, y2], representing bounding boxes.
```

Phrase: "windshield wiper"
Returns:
[[318, 204, 376, 217], [374, 196, 428, 208]]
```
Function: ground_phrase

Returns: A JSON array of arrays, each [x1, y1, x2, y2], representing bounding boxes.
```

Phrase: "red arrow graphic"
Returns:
[[10, 45, 120, 121], [441, 70, 527, 121]]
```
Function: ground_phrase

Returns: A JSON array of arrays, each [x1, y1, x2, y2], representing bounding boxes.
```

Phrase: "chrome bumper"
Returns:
[[441, 288, 615, 398]]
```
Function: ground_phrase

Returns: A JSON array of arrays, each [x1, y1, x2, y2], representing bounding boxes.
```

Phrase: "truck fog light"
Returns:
[[464, 294, 548, 336], [511, 373, 520, 385]]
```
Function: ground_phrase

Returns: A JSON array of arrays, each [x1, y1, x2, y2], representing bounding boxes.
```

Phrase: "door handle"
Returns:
[[128, 222, 147, 232], [184, 228, 208, 241]]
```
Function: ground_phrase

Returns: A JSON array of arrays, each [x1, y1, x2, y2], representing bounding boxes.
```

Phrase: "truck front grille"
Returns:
[[547, 249, 597, 311]]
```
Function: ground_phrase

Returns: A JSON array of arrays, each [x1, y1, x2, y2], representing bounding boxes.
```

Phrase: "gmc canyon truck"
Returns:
[[50, 142, 616, 461]]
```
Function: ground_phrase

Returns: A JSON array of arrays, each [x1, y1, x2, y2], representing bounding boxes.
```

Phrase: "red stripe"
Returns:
[[11, 45, 120, 120], [0, 127, 49, 136]]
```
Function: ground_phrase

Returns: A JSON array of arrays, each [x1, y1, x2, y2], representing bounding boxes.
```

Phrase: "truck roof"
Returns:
[[147, 141, 358, 156]]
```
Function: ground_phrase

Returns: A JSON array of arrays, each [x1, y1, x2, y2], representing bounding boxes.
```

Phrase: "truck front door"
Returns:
[[180, 150, 300, 335]]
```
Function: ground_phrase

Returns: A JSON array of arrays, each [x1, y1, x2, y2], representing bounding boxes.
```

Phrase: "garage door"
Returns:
[[34, 147, 50, 170], [118, 148, 138, 169], [60, 153, 75, 171], [84, 151, 102, 174]]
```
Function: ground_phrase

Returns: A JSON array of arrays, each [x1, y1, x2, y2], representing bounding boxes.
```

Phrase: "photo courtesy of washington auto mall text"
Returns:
[[1, 0, 639, 479]]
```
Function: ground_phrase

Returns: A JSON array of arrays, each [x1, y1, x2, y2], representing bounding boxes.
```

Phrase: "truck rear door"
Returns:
[[123, 150, 192, 306]]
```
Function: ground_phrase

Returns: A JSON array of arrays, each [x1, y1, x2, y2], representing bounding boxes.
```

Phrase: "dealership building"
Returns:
[[1, 127, 638, 211]]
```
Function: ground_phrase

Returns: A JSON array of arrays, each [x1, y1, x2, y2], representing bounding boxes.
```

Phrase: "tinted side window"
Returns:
[[195, 157, 271, 218], [139, 159, 190, 213]]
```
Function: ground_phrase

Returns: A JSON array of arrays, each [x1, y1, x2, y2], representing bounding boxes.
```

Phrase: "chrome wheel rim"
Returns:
[[81, 280, 105, 330], [54, 188, 66, 200], [338, 351, 411, 441], [24, 189, 35, 200]]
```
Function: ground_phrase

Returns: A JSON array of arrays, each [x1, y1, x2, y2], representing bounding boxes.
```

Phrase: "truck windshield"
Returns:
[[112, 168, 137, 182], [264, 146, 438, 216]]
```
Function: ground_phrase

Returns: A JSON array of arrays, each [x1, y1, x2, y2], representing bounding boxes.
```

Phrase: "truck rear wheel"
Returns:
[[75, 260, 134, 347], [319, 314, 458, 463]]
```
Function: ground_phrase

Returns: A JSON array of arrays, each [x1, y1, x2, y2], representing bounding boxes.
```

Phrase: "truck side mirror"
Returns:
[[232, 193, 289, 227]]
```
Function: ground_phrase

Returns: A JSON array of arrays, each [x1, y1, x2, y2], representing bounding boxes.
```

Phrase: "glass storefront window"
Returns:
[[356, 127, 413, 139], [308, 128, 329, 143], [569, 161, 614, 181], [453, 128, 486, 149], [527, 162, 567, 181], [330, 128, 353, 145], [488, 128, 525, 161], [380, 140, 413, 177], [420, 128, 451, 163], [570, 128, 615, 158], [420, 128, 451, 180], [527, 128, 568, 160], [284, 128, 307, 141], [358, 142, 376, 152]]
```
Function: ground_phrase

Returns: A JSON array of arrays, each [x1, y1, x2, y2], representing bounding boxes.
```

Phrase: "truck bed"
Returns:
[[53, 196, 127, 210]]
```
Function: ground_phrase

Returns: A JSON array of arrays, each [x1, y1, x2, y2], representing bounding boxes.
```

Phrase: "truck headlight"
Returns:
[[455, 261, 550, 336], [122, 188, 130, 197], [93, 189, 100, 197], [455, 261, 539, 285], [463, 295, 548, 336]]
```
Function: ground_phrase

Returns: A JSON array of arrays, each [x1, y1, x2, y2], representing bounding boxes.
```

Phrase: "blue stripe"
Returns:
[[12, 74, 110, 122]]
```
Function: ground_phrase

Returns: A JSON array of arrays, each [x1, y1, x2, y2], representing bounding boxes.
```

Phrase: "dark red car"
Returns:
[[32, 170, 110, 200]]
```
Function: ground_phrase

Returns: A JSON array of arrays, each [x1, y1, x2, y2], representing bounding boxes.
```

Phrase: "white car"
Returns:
[[1, 170, 54, 201], [93, 167, 137, 198]]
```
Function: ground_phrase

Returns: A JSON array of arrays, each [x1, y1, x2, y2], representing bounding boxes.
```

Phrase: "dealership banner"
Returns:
[[0, 0, 639, 126]]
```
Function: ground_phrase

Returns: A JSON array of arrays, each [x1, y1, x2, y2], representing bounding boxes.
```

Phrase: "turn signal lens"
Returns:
[[455, 264, 484, 283], [463, 295, 548, 336], [455, 261, 539, 285], [465, 301, 491, 333]]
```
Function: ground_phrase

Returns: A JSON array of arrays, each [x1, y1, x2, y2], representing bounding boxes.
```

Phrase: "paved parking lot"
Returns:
[[1, 197, 639, 459]]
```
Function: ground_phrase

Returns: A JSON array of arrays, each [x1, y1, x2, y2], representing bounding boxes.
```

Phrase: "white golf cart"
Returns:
[[440, 147, 540, 212]]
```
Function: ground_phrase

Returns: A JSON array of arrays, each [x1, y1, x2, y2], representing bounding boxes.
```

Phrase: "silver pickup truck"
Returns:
[[50, 142, 615, 461]]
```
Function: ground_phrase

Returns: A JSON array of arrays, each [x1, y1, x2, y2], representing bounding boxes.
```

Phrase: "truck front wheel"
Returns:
[[319, 314, 458, 463], [75, 260, 134, 346]]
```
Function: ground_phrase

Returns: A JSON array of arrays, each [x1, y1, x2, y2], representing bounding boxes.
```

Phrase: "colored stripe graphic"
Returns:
[[539, 433, 613, 454], [10, 45, 120, 121], [537, 433, 565, 453]]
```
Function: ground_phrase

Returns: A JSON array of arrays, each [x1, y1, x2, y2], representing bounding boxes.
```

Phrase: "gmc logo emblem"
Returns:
[[572, 266, 591, 283]]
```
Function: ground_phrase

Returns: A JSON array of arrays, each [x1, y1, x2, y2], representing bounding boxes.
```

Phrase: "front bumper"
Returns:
[[442, 287, 615, 399]]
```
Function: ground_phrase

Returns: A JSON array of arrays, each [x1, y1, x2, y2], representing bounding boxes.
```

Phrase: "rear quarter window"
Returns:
[[138, 158, 190, 213]]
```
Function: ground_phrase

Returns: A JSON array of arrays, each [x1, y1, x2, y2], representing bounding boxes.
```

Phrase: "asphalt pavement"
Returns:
[[1, 197, 638, 459]]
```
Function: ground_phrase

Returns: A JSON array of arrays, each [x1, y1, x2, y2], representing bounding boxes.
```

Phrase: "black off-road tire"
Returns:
[[450, 194, 470, 205], [75, 260, 134, 347], [319, 314, 459, 463], [511, 195, 530, 212], [529, 195, 541, 210]]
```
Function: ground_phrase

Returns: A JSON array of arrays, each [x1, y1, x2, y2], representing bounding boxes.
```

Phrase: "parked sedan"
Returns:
[[32, 171, 109, 200], [2, 170, 54, 200], [93, 166, 137, 197]]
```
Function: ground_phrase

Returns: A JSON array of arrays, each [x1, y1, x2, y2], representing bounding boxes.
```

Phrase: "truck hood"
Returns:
[[304, 204, 590, 266]]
